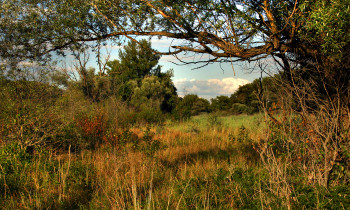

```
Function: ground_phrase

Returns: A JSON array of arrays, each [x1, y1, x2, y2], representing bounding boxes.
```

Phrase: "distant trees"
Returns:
[[64, 39, 179, 123], [66, 38, 281, 121], [172, 75, 280, 118], [231, 76, 278, 114], [173, 94, 210, 120], [210, 96, 232, 112]]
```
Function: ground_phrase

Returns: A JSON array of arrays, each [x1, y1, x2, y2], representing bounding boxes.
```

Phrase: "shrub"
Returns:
[[231, 103, 255, 115], [74, 111, 108, 150], [207, 113, 222, 127], [135, 106, 165, 125]]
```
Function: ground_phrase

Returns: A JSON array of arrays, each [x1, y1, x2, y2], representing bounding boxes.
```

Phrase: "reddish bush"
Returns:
[[74, 112, 107, 149]]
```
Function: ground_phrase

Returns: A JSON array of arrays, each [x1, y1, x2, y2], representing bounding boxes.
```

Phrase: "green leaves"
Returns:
[[107, 39, 160, 81], [300, 0, 350, 60]]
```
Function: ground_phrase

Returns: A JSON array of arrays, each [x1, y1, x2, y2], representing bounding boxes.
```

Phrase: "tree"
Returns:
[[210, 96, 232, 112], [106, 39, 162, 100], [129, 72, 177, 112], [107, 39, 161, 81], [173, 94, 210, 120], [1, 1, 343, 66], [105, 39, 177, 107], [0, 1, 291, 61]]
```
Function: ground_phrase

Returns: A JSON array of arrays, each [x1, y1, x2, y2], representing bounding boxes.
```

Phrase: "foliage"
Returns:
[[172, 94, 210, 121], [207, 113, 222, 127], [300, 0, 350, 61], [107, 39, 161, 81], [231, 103, 254, 115], [106, 39, 164, 101], [210, 95, 232, 112], [60, 39, 178, 124], [130, 74, 176, 111], [74, 111, 107, 149], [74, 67, 113, 102], [236, 125, 251, 143], [0, 0, 316, 66], [230, 76, 279, 114], [0, 78, 71, 150]]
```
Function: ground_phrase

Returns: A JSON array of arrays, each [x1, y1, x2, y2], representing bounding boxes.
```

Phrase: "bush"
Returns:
[[0, 143, 33, 196], [74, 111, 107, 149], [231, 103, 255, 115], [135, 106, 165, 125], [2, 104, 71, 150], [207, 113, 222, 127]]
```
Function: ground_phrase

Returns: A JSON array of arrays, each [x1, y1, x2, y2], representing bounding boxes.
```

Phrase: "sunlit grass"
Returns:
[[1, 113, 264, 209]]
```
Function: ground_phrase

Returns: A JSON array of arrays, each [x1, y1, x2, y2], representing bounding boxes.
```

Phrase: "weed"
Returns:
[[207, 113, 221, 127]]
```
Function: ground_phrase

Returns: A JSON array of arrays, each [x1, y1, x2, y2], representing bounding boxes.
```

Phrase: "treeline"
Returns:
[[176, 75, 279, 117], [1, 39, 278, 154], [48, 39, 279, 123], [0, 39, 280, 153], [0, 38, 282, 145]]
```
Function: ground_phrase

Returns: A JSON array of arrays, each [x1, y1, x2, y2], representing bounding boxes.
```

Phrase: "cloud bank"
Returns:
[[174, 77, 250, 99]]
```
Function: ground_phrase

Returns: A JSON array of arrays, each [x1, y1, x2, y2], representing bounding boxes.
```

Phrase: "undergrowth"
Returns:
[[0, 79, 348, 209]]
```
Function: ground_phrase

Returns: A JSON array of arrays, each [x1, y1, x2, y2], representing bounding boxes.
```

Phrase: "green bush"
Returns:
[[231, 103, 255, 115], [135, 106, 165, 125], [140, 126, 163, 157]]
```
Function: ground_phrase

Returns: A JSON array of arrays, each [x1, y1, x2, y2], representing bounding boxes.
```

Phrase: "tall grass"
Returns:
[[1, 108, 264, 209], [1, 79, 348, 209]]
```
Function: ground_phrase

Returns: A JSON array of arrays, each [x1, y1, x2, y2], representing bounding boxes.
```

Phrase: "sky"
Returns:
[[158, 54, 262, 99], [147, 37, 265, 99], [63, 37, 265, 100]]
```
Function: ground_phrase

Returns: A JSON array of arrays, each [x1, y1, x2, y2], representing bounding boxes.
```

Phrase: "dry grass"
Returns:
[[82, 115, 262, 209], [0, 114, 269, 209], [3, 112, 348, 209]]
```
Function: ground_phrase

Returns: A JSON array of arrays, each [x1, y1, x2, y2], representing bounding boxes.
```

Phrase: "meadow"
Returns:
[[1, 110, 263, 209], [0, 79, 349, 209]]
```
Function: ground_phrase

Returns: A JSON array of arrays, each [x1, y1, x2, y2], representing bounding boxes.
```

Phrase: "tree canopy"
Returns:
[[1, 0, 349, 112], [107, 39, 161, 81], [2, 0, 348, 68]]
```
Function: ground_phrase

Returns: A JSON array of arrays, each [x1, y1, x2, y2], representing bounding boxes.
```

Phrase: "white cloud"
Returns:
[[174, 77, 250, 99]]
